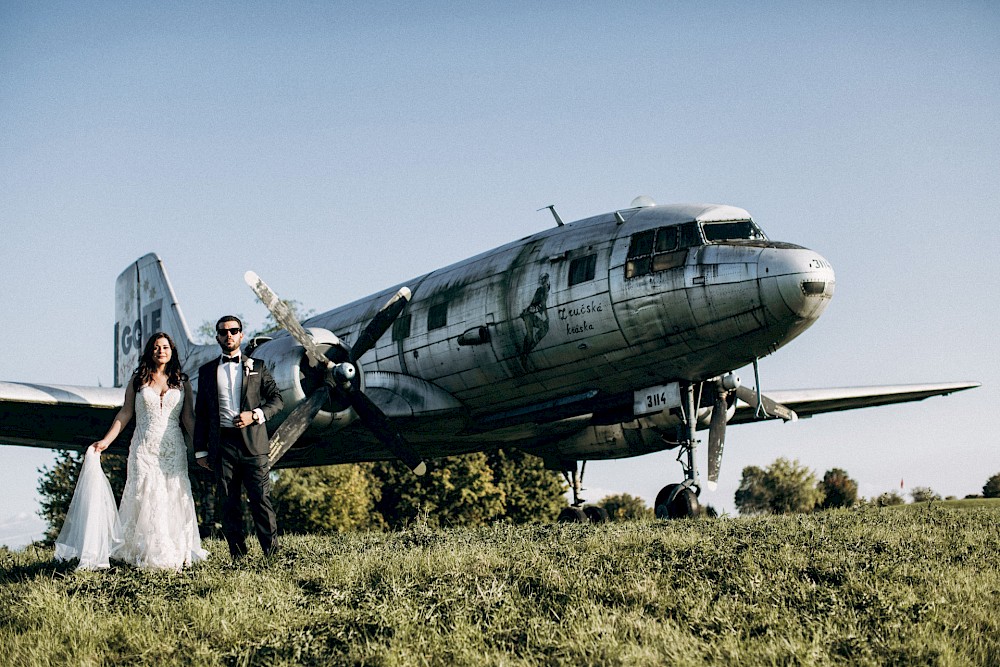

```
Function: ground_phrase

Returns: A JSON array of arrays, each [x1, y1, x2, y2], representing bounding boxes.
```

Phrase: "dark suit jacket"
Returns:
[[193, 355, 283, 461]]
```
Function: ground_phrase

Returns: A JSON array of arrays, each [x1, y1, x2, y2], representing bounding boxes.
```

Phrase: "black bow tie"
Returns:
[[222, 355, 241, 364]]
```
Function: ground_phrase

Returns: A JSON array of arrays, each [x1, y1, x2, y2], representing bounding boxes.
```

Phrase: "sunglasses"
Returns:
[[217, 327, 242, 336]]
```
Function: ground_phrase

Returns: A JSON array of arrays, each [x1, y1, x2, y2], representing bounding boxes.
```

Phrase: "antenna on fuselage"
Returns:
[[538, 205, 564, 227]]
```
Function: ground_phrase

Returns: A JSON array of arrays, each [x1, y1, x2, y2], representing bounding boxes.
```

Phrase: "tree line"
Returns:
[[734, 457, 1000, 515]]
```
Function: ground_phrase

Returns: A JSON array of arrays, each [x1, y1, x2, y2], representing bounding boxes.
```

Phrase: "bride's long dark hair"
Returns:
[[133, 332, 187, 391]]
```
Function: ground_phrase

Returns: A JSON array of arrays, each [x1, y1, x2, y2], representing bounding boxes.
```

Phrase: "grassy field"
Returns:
[[2, 505, 998, 666]]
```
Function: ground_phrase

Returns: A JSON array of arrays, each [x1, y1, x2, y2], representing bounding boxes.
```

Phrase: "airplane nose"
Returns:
[[759, 247, 836, 321]]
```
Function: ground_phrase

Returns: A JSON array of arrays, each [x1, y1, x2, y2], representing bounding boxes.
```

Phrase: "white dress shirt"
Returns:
[[217, 354, 244, 428]]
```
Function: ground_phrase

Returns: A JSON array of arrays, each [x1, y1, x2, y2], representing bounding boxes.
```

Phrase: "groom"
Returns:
[[195, 316, 283, 559]]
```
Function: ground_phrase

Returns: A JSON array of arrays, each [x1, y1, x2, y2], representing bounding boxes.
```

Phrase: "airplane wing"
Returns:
[[729, 381, 980, 425], [0, 382, 127, 451], [0, 372, 463, 457]]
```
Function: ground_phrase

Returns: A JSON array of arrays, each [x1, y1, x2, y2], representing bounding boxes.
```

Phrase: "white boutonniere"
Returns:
[[243, 358, 254, 377]]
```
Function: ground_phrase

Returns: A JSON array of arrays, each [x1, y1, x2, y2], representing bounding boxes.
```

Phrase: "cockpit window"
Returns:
[[655, 226, 677, 252], [628, 230, 655, 257], [701, 220, 766, 243], [626, 222, 698, 279]]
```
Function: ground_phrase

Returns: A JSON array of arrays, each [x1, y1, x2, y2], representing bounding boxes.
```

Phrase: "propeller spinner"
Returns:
[[244, 271, 426, 475]]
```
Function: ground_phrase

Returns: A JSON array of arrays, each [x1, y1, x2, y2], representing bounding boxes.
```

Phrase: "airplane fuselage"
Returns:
[[219, 202, 834, 467]]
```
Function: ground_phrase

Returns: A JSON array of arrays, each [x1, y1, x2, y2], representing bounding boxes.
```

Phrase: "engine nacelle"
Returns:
[[550, 379, 738, 460], [251, 327, 361, 435], [550, 421, 674, 461]]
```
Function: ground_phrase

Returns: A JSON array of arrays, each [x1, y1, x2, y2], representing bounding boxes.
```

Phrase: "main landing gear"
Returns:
[[557, 461, 610, 523]]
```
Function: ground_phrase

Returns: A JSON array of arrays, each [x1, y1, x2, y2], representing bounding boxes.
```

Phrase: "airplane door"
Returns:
[[388, 272, 512, 398], [453, 283, 510, 388]]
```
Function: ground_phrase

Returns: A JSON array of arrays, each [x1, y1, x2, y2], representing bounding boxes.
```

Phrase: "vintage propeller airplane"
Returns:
[[0, 197, 978, 520]]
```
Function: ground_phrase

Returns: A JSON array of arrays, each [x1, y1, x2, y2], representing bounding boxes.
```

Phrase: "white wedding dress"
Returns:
[[112, 386, 208, 570], [57, 385, 207, 571]]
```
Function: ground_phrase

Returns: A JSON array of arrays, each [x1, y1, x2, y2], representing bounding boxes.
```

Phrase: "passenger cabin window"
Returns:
[[392, 314, 411, 341], [427, 303, 448, 331], [701, 220, 766, 243], [568, 254, 597, 286], [626, 223, 698, 279]]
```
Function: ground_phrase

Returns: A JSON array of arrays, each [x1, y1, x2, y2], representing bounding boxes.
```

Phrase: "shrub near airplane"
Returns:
[[0, 198, 978, 520]]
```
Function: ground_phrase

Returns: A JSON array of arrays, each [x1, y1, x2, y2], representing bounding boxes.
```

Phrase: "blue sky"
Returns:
[[2, 1, 997, 547]]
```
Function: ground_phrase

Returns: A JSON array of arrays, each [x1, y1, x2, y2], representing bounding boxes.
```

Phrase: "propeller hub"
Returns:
[[334, 362, 357, 389], [721, 373, 741, 391]]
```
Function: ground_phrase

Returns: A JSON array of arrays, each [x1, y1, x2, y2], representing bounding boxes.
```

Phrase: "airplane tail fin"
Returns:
[[114, 253, 196, 387]]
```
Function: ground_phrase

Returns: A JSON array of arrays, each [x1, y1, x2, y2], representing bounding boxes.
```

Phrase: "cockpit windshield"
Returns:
[[701, 220, 767, 243]]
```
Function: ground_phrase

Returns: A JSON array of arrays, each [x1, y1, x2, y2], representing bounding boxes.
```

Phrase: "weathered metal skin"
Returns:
[[269, 202, 836, 465], [16, 203, 837, 467]]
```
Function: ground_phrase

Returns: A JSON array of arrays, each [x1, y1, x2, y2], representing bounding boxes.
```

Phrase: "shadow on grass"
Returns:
[[0, 555, 78, 583]]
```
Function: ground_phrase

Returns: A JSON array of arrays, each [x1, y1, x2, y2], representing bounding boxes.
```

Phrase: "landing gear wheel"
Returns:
[[654, 484, 679, 519], [558, 507, 588, 523], [583, 506, 609, 524], [654, 484, 700, 519], [669, 487, 699, 519]]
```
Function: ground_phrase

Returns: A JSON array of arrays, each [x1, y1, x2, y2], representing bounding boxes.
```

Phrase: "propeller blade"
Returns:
[[348, 390, 426, 476], [351, 287, 412, 362], [268, 389, 328, 466], [706, 392, 728, 490], [244, 271, 327, 368], [735, 386, 798, 422]]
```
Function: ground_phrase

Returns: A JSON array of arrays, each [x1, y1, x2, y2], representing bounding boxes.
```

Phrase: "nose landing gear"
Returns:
[[654, 482, 700, 519], [654, 382, 704, 519]]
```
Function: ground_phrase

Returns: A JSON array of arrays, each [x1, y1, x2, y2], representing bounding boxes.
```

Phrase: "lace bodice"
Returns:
[[132, 386, 187, 472]]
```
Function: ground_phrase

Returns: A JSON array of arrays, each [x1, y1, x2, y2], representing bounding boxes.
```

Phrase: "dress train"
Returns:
[[54, 448, 121, 570]]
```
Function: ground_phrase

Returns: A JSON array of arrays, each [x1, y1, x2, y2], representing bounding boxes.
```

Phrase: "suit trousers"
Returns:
[[217, 428, 278, 557]]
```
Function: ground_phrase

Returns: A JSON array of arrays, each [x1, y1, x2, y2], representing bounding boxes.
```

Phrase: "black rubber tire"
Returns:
[[654, 483, 679, 519], [669, 487, 699, 519], [583, 506, 610, 523], [557, 506, 589, 523]]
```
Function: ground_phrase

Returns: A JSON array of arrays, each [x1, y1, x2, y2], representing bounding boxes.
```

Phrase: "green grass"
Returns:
[[2, 505, 999, 666]]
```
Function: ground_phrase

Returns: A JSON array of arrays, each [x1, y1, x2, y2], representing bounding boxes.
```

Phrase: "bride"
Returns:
[[56, 332, 207, 570]]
